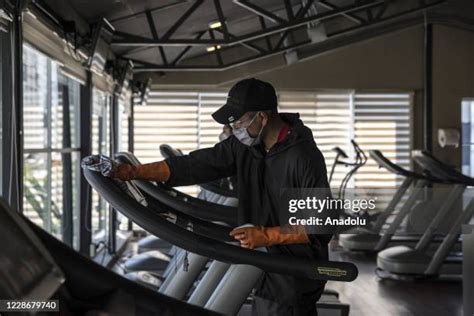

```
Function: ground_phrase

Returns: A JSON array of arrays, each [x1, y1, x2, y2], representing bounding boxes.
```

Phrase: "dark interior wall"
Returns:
[[432, 25, 474, 166], [256, 27, 424, 91]]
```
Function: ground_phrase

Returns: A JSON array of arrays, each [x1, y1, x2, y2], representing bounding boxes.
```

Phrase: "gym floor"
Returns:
[[327, 249, 462, 316]]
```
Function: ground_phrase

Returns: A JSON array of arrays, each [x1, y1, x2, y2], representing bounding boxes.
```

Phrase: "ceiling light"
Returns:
[[209, 21, 222, 29], [206, 45, 221, 52]]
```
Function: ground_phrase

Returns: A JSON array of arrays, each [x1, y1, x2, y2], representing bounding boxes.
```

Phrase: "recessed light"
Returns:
[[209, 21, 222, 29], [207, 45, 221, 52]]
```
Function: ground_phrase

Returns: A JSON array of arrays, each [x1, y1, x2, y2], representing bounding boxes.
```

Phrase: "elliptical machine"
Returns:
[[329, 139, 367, 200]]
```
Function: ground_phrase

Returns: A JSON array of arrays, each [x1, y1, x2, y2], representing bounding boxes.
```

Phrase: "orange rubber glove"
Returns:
[[229, 225, 310, 249], [110, 161, 170, 182]]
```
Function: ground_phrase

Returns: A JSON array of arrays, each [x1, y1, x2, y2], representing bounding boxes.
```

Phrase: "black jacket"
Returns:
[[165, 113, 332, 299]]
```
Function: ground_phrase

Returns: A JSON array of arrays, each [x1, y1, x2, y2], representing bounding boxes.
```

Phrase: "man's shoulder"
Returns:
[[290, 139, 323, 158]]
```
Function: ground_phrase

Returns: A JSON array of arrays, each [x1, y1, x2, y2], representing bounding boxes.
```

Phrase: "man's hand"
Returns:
[[229, 226, 270, 249], [229, 225, 310, 249], [109, 163, 137, 181]]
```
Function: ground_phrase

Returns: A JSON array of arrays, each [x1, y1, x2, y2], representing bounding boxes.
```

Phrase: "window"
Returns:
[[278, 92, 352, 187], [118, 95, 131, 152], [22, 45, 81, 247], [135, 90, 413, 192], [353, 93, 413, 188], [462, 99, 474, 177], [134, 91, 199, 196], [0, 31, 3, 196], [91, 89, 111, 241]]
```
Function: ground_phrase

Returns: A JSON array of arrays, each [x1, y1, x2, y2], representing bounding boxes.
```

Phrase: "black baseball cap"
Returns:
[[212, 78, 277, 124]]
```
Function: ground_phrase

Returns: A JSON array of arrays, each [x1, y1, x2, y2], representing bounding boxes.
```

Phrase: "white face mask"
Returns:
[[232, 114, 264, 146]]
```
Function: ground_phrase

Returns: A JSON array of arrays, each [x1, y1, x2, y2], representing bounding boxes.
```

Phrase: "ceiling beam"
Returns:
[[109, 1, 188, 23], [259, 16, 273, 51], [208, 29, 223, 65], [213, 0, 229, 42], [133, 39, 312, 72], [317, 1, 365, 25], [172, 30, 207, 65], [112, 0, 389, 46], [161, 0, 204, 41], [131, 0, 447, 72], [145, 10, 168, 65], [284, 0, 294, 20], [232, 0, 286, 24], [214, 28, 266, 53], [275, 0, 314, 50]]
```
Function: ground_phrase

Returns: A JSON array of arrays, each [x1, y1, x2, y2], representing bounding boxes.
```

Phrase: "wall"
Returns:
[[432, 25, 474, 165]]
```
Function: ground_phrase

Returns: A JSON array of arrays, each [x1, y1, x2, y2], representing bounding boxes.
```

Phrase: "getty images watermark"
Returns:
[[279, 187, 473, 235], [287, 195, 376, 226]]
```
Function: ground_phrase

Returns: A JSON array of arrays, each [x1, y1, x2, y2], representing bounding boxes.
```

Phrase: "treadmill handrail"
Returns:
[[200, 181, 238, 198], [412, 150, 474, 186], [369, 150, 437, 181], [84, 168, 358, 282], [159, 144, 184, 159], [115, 152, 238, 225], [22, 211, 219, 316]]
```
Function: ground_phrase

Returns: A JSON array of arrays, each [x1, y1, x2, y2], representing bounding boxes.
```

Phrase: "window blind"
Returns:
[[353, 93, 413, 188], [134, 91, 200, 196], [278, 91, 352, 188], [134, 89, 413, 194]]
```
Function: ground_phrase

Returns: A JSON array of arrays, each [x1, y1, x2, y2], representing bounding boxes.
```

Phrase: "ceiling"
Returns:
[[38, 0, 473, 73]]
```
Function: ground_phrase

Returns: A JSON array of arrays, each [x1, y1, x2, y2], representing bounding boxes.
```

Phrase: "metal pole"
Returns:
[[108, 93, 119, 253], [424, 18, 433, 152], [61, 84, 73, 246], [127, 94, 134, 231], [9, 0, 24, 212], [79, 71, 93, 255]]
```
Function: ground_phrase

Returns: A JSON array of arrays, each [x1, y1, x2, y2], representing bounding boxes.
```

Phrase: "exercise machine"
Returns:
[[83, 162, 358, 315], [339, 150, 441, 252], [0, 198, 214, 315], [159, 144, 238, 200], [464, 223, 474, 315], [329, 140, 367, 200], [115, 152, 352, 314], [116, 151, 238, 279], [376, 150, 474, 279]]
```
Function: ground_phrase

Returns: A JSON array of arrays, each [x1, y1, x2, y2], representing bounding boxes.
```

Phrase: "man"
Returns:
[[110, 78, 332, 315]]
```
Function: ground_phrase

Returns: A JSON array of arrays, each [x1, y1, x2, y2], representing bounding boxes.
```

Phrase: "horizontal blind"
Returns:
[[353, 93, 413, 188], [278, 92, 352, 188], [198, 93, 228, 149], [134, 91, 199, 196], [135, 89, 413, 194]]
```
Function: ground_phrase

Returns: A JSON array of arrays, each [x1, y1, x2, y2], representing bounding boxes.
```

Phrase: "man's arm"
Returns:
[[111, 137, 237, 186]]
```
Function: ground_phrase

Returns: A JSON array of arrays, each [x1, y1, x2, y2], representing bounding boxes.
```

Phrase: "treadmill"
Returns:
[[0, 198, 215, 315], [159, 144, 238, 200], [339, 150, 441, 252], [115, 152, 238, 278], [114, 152, 350, 314], [376, 150, 474, 279], [83, 161, 359, 315]]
